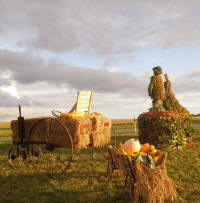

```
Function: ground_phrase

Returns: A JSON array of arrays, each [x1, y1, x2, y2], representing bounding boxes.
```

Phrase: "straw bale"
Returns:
[[89, 115, 111, 147], [11, 117, 51, 144], [11, 115, 91, 150], [133, 151, 178, 202], [56, 115, 91, 150]]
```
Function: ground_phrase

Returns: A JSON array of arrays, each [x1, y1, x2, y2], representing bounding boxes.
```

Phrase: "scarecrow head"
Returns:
[[153, 66, 162, 76]]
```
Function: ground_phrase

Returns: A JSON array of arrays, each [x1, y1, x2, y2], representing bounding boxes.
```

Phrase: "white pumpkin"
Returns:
[[123, 139, 141, 154]]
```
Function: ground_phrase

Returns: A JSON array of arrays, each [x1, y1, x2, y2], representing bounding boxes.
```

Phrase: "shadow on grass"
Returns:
[[0, 167, 131, 203], [0, 139, 131, 202], [0, 141, 13, 155]]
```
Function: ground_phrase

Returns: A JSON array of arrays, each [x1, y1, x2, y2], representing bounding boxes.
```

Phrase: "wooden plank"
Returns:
[[78, 107, 89, 112], [88, 91, 93, 114], [75, 90, 93, 114], [79, 95, 91, 100], [79, 99, 90, 104], [79, 91, 92, 96], [78, 104, 90, 109]]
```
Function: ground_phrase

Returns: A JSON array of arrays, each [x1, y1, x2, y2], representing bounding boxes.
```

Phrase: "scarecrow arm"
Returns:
[[148, 76, 154, 97]]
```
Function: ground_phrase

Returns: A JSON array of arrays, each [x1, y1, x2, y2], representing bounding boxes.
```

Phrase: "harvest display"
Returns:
[[138, 67, 192, 148], [107, 139, 179, 202], [9, 91, 111, 174]]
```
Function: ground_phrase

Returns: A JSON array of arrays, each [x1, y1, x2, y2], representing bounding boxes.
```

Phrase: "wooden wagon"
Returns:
[[8, 91, 111, 175]]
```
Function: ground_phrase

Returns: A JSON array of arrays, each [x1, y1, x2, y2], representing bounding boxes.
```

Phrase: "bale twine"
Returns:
[[89, 115, 111, 147]]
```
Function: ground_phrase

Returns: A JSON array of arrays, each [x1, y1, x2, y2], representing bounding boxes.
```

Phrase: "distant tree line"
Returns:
[[191, 113, 200, 117]]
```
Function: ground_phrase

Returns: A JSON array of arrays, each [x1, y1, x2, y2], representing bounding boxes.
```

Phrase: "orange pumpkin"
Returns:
[[148, 145, 155, 152], [140, 143, 150, 152]]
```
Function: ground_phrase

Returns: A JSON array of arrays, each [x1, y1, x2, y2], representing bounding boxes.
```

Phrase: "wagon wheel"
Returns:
[[27, 117, 73, 175], [8, 145, 22, 167], [124, 175, 135, 197], [8, 144, 29, 167]]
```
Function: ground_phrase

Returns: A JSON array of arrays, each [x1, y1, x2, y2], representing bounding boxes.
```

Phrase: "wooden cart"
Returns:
[[107, 146, 179, 202]]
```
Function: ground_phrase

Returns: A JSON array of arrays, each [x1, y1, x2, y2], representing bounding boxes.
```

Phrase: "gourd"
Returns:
[[60, 112, 85, 118], [123, 139, 141, 154]]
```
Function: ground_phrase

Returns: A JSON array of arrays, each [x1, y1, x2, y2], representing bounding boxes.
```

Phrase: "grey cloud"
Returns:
[[0, 49, 199, 112], [172, 69, 200, 94], [1, 0, 200, 56], [0, 49, 146, 96], [0, 90, 30, 107]]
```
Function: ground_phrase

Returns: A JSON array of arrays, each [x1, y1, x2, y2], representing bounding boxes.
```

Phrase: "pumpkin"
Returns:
[[148, 145, 155, 152], [140, 143, 150, 152], [123, 139, 141, 154], [150, 149, 157, 157]]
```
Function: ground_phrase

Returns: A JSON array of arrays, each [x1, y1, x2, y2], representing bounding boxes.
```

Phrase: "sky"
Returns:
[[0, 0, 200, 121]]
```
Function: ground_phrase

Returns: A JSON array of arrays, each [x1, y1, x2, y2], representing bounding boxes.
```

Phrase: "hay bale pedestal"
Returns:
[[138, 111, 191, 148], [11, 114, 111, 151]]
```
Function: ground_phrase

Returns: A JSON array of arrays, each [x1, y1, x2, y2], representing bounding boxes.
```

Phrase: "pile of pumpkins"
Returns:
[[117, 139, 159, 164]]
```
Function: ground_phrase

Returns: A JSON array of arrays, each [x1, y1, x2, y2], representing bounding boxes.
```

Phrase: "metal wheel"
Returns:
[[8, 144, 28, 167], [124, 175, 135, 197], [27, 117, 73, 175]]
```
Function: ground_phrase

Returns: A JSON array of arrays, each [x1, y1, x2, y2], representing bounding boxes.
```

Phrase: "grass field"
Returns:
[[0, 119, 200, 202]]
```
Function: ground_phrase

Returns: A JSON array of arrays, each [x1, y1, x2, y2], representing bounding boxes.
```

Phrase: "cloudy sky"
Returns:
[[0, 0, 200, 121]]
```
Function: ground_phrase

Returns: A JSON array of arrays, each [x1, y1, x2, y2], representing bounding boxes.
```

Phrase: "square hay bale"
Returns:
[[57, 115, 91, 150], [11, 116, 91, 150], [89, 115, 111, 147], [11, 117, 50, 144]]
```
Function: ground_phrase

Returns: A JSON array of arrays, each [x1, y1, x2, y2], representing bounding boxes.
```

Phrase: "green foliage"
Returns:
[[148, 76, 154, 97], [138, 112, 192, 148]]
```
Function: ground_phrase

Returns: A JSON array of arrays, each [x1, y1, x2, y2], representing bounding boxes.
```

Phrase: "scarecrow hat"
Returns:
[[153, 66, 162, 72]]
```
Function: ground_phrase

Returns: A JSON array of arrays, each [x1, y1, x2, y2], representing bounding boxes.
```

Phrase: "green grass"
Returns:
[[0, 121, 200, 202], [191, 118, 200, 124], [0, 128, 12, 137]]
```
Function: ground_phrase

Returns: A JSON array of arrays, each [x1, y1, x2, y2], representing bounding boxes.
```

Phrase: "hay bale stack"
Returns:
[[11, 116, 91, 150], [11, 114, 111, 150], [89, 114, 111, 147], [11, 117, 50, 144]]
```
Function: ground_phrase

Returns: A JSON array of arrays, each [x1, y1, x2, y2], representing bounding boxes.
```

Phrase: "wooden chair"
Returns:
[[52, 91, 93, 117], [69, 91, 93, 114]]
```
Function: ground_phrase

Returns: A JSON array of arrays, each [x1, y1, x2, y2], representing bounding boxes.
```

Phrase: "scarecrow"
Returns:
[[163, 73, 190, 116], [148, 66, 166, 111]]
